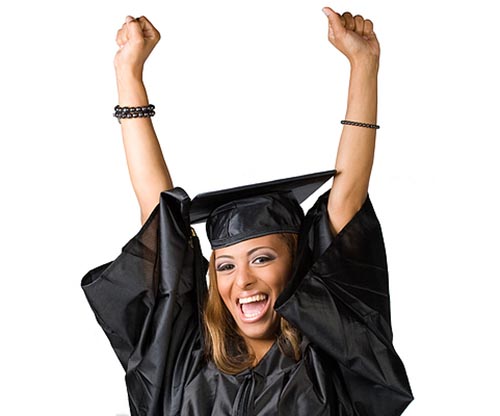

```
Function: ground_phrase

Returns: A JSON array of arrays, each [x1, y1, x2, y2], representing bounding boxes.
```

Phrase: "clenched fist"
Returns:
[[114, 16, 161, 80], [322, 7, 380, 68]]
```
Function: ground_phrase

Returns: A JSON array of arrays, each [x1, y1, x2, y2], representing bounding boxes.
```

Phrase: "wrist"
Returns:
[[116, 78, 149, 107], [349, 56, 379, 75], [115, 64, 144, 84]]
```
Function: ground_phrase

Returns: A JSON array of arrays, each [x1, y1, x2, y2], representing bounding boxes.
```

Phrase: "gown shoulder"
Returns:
[[275, 190, 414, 415], [81, 188, 208, 415]]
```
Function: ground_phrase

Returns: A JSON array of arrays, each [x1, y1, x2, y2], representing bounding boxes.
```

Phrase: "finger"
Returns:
[[116, 26, 127, 47], [126, 17, 145, 43], [353, 15, 364, 36], [363, 19, 374, 37], [322, 7, 345, 38], [342, 12, 354, 31], [136, 16, 161, 41], [116, 18, 133, 45]]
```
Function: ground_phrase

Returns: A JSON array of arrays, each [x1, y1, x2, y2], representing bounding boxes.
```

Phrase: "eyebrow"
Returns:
[[215, 246, 275, 261]]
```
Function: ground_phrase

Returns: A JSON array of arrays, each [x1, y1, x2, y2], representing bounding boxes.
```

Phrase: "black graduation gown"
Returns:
[[81, 188, 413, 415]]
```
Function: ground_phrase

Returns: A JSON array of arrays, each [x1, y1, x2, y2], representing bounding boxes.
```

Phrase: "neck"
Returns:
[[246, 338, 275, 366]]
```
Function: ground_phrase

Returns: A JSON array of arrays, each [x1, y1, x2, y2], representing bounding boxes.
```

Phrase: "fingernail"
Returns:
[[125, 15, 134, 23], [322, 8, 330, 16]]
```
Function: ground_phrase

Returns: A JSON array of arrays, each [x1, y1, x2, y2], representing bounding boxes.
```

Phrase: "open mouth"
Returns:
[[237, 294, 270, 321]]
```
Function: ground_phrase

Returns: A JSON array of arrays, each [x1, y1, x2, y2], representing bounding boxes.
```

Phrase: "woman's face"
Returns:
[[214, 234, 293, 343]]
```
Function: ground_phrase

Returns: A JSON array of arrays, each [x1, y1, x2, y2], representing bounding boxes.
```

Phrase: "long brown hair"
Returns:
[[203, 233, 301, 374]]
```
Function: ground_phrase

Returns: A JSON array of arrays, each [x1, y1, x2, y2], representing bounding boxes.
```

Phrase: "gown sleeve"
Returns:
[[81, 188, 207, 416], [275, 191, 414, 416]]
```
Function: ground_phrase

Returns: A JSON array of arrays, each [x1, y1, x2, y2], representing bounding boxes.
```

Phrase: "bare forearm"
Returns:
[[331, 62, 378, 208], [114, 17, 172, 224], [321, 8, 381, 234], [117, 75, 173, 224]]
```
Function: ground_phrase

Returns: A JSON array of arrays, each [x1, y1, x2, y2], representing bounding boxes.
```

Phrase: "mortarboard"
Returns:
[[190, 170, 336, 249]]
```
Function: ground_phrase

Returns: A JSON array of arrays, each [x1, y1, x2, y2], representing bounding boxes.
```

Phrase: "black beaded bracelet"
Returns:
[[114, 104, 156, 123], [341, 119, 380, 129]]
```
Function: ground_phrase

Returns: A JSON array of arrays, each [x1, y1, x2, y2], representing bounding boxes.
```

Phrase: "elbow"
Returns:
[[140, 206, 154, 226], [327, 188, 368, 235]]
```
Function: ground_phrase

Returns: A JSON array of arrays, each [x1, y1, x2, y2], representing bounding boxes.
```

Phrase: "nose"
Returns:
[[235, 264, 257, 289]]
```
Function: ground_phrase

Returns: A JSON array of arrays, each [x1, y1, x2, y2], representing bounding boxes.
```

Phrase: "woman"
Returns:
[[82, 7, 413, 415]]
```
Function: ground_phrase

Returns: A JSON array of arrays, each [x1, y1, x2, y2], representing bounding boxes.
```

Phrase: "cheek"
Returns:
[[216, 276, 232, 306], [276, 272, 289, 293], [266, 263, 292, 293]]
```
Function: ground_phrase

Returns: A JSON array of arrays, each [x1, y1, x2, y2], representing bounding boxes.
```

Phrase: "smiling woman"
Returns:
[[81, 6, 414, 416], [206, 232, 299, 373]]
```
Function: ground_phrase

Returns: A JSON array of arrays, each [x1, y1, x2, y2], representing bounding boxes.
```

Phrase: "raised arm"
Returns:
[[115, 16, 173, 225], [322, 8, 380, 235]]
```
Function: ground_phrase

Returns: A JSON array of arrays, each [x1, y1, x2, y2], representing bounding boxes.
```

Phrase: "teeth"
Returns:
[[239, 294, 268, 304], [243, 311, 261, 318]]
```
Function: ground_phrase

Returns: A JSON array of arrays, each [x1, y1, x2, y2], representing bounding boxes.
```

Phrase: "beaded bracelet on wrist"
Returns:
[[341, 119, 380, 129], [114, 104, 156, 123]]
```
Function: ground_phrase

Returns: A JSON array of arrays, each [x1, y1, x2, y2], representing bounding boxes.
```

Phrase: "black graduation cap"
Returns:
[[190, 170, 336, 249]]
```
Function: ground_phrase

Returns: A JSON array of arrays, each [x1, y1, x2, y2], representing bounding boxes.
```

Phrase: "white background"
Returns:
[[1, 0, 499, 414]]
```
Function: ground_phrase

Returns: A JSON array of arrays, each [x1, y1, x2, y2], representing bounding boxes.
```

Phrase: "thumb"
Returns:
[[322, 7, 345, 37]]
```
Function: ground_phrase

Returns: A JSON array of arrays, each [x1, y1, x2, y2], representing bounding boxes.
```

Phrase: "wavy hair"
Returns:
[[203, 233, 301, 374]]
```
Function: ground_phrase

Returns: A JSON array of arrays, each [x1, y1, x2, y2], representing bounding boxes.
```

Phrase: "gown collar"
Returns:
[[235, 340, 299, 380]]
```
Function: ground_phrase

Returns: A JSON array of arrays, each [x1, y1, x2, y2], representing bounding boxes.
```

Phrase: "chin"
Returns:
[[238, 317, 280, 342]]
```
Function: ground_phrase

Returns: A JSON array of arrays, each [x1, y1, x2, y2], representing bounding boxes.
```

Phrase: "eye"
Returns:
[[252, 255, 274, 265], [216, 263, 235, 272]]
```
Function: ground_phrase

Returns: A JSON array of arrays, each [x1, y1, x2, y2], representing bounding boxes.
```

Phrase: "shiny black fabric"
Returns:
[[189, 170, 335, 224], [206, 192, 304, 249], [81, 188, 413, 415]]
